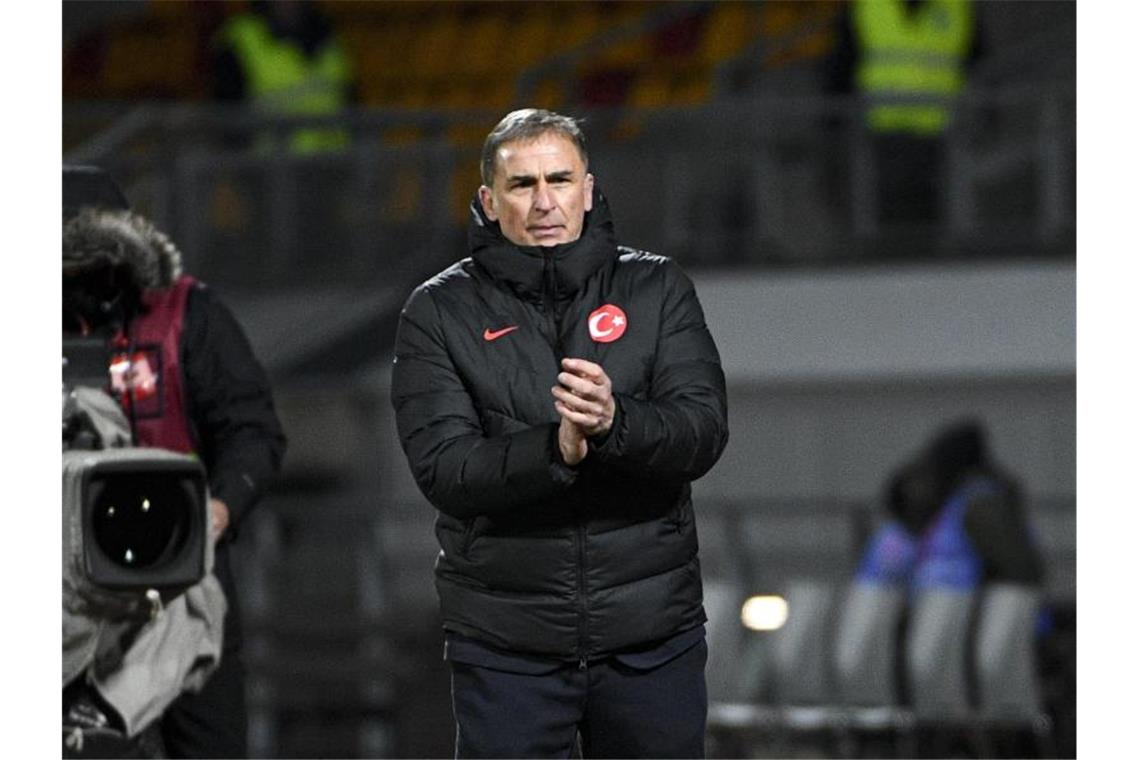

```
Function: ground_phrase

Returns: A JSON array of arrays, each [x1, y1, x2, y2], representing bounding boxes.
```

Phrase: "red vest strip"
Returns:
[[111, 275, 198, 454]]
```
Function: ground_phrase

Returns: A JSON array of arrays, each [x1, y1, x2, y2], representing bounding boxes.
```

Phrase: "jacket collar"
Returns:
[[467, 185, 617, 300]]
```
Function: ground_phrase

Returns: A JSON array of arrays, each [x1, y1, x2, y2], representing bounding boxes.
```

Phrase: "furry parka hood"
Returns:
[[63, 208, 183, 291]]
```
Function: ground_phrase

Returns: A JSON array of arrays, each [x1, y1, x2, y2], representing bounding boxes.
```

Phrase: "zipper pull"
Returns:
[[579, 657, 587, 671]]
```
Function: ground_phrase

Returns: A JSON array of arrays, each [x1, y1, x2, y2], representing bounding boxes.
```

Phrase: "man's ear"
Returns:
[[584, 173, 595, 212], [478, 185, 498, 221]]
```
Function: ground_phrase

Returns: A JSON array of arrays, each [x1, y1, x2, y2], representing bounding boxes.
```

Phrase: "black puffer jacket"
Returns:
[[391, 188, 728, 661]]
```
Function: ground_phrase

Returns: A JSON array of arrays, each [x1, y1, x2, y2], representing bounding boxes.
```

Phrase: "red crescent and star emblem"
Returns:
[[588, 304, 627, 343]]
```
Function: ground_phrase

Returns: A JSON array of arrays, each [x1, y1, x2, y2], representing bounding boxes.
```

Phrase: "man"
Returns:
[[211, 0, 354, 153], [391, 109, 729, 758], [829, 0, 978, 226], [63, 166, 287, 758]]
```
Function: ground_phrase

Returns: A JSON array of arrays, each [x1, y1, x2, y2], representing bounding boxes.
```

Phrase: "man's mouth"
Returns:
[[528, 225, 564, 238]]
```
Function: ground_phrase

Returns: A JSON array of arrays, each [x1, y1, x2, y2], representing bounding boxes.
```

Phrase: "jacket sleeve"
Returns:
[[182, 286, 287, 534], [391, 285, 577, 520], [589, 261, 728, 481]]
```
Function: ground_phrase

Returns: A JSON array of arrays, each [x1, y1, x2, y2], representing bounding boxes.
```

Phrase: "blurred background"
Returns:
[[62, 1, 1075, 757]]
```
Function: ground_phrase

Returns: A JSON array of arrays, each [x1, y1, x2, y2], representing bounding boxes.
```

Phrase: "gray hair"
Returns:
[[480, 109, 589, 186]]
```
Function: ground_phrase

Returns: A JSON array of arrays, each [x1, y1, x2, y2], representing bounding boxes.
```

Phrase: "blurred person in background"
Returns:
[[853, 419, 1048, 757], [210, 0, 354, 153], [63, 166, 287, 758], [857, 419, 1044, 591], [829, 0, 979, 228], [390, 109, 729, 758]]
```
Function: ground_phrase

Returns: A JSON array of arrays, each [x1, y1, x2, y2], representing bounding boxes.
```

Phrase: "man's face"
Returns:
[[479, 132, 594, 247]]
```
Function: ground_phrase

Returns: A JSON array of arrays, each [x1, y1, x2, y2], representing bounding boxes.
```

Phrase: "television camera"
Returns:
[[62, 330, 221, 758]]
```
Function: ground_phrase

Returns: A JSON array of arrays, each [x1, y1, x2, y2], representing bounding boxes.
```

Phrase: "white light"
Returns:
[[741, 595, 789, 631], [124, 549, 135, 564], [141, 499, 150, 513]]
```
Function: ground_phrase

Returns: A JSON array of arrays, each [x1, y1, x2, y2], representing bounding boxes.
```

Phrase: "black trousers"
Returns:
[[159, 651, 247, 758], [450, 639, 707, 759]]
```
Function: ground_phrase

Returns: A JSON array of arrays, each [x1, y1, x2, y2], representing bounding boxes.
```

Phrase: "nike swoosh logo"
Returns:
[[483, 326, 519, 341]]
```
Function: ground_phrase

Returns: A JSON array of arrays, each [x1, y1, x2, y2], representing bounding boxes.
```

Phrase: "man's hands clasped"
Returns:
[[552, 357, 615, 466]]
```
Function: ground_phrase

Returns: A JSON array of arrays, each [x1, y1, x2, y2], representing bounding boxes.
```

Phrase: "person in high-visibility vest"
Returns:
[[211, 1, 354, 153], [853, 0, 974, 136], [829, 0, 980, 226]]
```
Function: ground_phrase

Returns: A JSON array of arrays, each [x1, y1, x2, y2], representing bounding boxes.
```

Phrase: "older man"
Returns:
[[391, 109, 728, 758]]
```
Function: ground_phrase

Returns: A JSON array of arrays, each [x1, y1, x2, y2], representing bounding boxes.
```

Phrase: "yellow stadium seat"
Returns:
[[672, 69, 711, 106], [529, 77, 566, 111], [504, 11, 555, 71], [408, 14, 462, 80], [463, 15, 509, 76], [698, 2, 761, 66], [556, 6, 601, 53], [627, 72, 673, 109]]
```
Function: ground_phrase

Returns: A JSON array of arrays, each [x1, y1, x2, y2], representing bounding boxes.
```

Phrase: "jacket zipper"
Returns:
[[542, 250, 560, 348], [577, 521, 588, 669], [544, 251, 588, 667]]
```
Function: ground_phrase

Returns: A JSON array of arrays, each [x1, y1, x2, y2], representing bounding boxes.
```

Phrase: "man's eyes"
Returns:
[[508, 176, 572, 190]]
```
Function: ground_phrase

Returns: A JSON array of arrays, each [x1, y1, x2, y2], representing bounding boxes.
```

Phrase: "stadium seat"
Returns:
[[905, 588, 989, 756], [906, 589, 975, 719], [703, 578, 750, 704], [770, 579, 836, 706], [834, 582, 906, 708], [975, 583, 1055, 756], [833, 582, 916, 756]]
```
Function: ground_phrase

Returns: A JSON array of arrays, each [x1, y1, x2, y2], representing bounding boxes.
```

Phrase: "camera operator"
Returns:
[[63, 166, 286, 758]]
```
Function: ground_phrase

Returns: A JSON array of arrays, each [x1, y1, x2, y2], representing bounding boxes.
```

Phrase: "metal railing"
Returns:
[[64, 84, 1074, 294]]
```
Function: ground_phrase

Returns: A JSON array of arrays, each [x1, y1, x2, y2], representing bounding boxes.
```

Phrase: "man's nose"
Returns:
[[533, 181, 555, 211]]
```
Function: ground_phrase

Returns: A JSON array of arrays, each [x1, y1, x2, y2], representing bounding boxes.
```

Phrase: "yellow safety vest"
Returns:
[[221, 14, 352, 153], [853, 0, 973, 135]]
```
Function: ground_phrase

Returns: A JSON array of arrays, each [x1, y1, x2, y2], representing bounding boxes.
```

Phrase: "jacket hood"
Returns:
[[63, 165, 131, 221], [467, 184, 618, 300], [63, 208, 183, 291]]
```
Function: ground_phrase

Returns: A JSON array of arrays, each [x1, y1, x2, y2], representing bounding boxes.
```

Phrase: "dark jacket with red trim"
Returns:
[[391, 188, 729, 661]]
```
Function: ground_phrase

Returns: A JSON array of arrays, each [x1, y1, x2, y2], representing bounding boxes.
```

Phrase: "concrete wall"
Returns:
[[692, 261, 1076, 503]]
